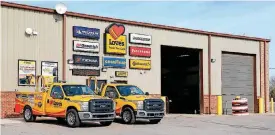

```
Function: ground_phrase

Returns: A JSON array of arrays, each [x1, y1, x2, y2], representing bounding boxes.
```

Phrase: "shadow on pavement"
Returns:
[[113, 118, 154, 125], [33, 118, 105, 128]]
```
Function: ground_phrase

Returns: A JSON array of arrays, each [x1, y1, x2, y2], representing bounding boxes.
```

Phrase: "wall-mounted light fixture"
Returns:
[[211, 58, 216, 63], [67, 59, 73, 64], [101, 67, 107, 72], [140, 71, 146, 74], [25, 28, 39, 36]]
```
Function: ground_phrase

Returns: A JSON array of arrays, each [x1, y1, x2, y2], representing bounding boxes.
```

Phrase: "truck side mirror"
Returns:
[[108, 91, 115, 98], [145, 92, 149, 95]]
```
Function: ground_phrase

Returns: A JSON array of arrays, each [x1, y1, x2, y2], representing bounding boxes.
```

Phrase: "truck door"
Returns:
[[104, 86, 120, 114], [45, 85, 66, 117]]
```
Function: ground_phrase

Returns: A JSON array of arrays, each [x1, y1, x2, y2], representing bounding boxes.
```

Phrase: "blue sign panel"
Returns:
[[103, 57, 126, 68], [73, 26, 100, 39]]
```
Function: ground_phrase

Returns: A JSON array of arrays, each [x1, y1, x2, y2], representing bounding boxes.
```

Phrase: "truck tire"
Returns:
[[66, 109, 81, 128], [149, 119, 161, 124], [100, 121, 113, 126], [121, 107, 136, 124], [23, 106, 36, 122]]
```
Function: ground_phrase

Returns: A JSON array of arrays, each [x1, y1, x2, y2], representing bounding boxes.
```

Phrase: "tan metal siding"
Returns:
[[1, 7, 63, 91], [66, 16, 209, 95], [211, 36, 260, 96]]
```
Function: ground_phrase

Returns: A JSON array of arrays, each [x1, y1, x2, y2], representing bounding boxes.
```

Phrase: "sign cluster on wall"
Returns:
[[71, 26, 101, 76], [70, 22, 152, 77], [18, 60, 58, 86], [128, 33, 152, 70]]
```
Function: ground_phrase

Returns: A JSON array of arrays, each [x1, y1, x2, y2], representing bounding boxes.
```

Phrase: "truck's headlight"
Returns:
[[113, 101, 116, 111], [79, 102, 89, 111], [136, 101, 144, 110]]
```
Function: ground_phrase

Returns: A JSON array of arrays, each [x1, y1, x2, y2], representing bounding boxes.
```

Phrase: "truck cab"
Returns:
[[14, 75, 115, 127], [87, 76, 165, 124]]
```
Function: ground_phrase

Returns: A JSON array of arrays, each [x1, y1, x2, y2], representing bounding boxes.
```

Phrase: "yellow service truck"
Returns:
[[88, 77, 165, 124], [14, 75, 116, 127]]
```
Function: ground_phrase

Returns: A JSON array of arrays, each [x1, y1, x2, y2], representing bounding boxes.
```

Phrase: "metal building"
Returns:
[[0, 2, 271, 118]]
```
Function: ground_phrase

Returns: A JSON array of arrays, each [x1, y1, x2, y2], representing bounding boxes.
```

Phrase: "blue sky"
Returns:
[[10, 1, 275, 77]]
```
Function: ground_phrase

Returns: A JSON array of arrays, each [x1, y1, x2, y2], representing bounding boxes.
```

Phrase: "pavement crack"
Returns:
[[200, 120, 275, 131]]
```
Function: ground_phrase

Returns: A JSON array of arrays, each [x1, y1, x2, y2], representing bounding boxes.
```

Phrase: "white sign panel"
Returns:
[[41, 61, 58, 76], [73, 40, 100, 52], [129, 33, 152, 45]]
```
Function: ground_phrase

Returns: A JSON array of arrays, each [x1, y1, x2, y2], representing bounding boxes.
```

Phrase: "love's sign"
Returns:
[[104, 23, 127, 55]]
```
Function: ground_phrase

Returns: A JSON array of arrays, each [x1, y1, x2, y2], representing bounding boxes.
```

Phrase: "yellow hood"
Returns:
[[124, 95, 160, 101], [67, 95, 110, 102]]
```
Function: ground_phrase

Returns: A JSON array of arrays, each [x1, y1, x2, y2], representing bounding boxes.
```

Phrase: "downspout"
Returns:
[[208, 35, 212, 114], [62, 14, 67, 81]]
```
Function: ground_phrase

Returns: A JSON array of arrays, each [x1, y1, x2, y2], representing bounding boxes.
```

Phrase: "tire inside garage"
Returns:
[[161, 45, 202, 114], [221, 52, 256, 115]]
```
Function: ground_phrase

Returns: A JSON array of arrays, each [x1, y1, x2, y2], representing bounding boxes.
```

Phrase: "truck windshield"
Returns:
[[116, 85, 144, 96], [62, 85, 95, 96]]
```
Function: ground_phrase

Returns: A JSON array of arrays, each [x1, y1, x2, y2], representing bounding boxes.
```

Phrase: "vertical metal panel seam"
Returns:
[[259, 42, 262, 98], [264, 41, 267, 112], [62, 14, 66, 80], [208, 34, 211, 114]]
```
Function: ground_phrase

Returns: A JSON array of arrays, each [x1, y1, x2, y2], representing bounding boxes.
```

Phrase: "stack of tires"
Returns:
[[232, 97, 249, 116]]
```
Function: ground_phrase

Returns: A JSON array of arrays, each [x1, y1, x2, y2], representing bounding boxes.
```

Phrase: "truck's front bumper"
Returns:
[[78, 112, 115, 122], [135, 110, 165, 120]]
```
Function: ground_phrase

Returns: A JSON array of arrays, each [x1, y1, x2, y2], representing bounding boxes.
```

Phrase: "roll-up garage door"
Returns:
[[221, 53, 255, 115]]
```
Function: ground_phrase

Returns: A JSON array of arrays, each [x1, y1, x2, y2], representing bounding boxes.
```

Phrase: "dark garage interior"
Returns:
[[161, 45, 202, 114]]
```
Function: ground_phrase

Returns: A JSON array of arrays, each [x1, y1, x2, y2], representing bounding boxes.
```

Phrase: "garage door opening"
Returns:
[[221, 52, 256, 115], [161, 45, 202, 114]]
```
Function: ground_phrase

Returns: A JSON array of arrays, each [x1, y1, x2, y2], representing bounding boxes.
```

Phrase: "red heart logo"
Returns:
[[108, 24, 125, 40]]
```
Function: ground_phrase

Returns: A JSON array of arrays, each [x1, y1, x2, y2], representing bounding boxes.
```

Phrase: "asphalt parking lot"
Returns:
[[1, 114, 275, 135]]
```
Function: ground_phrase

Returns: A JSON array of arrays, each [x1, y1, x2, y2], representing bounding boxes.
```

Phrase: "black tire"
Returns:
[[100, 121, 113, 126], [23, 106, 36, 122], [149, 119, 161, 124], [121, 107, 136, 124], [66, 109, 81, 128]]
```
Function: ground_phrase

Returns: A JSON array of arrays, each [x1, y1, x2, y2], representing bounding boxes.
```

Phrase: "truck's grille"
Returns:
[[89, 99, 113, 113], [144, 99, 164, 112]]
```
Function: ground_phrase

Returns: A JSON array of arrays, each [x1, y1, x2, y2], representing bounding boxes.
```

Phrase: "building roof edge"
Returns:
[[1, 1, 271, 42]]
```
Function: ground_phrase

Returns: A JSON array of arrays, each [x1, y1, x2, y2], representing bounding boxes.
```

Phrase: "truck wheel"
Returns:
[[121, 107, 136, 124], [23, 106, 36, 122], [149, 119, 161, 124], [100, 121, 113, 126], [66, 109, 81, 128]]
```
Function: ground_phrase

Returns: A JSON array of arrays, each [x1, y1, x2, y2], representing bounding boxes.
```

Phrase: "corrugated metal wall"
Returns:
[[221, 53, 255, 114], [0, 5, 263, 107], [1, 7, 63, 91], [65, 16, 209, 94]]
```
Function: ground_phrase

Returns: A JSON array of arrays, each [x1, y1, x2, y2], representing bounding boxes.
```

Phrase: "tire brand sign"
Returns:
[[72, 69, 100, 76], [103, 57, 126, 68], [129, 33, 152, 45], [115, 71, 128, 77], [129, 46, 151, 57], [73, 40, 100, 52], [129, 59, 151, 70], [73, 26, 100, 39], [73, 54, 99, 67]]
